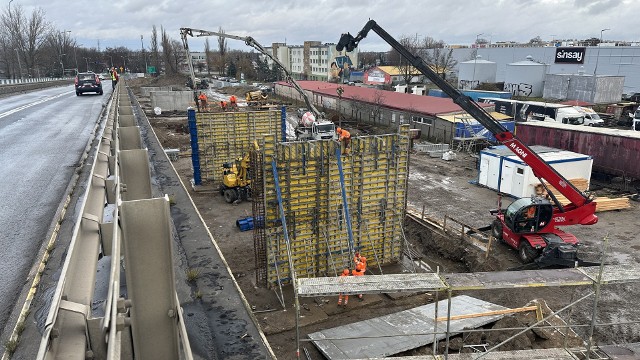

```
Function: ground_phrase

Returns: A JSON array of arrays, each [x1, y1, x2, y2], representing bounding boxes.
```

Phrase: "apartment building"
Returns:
[[265, 41, 359, 82]]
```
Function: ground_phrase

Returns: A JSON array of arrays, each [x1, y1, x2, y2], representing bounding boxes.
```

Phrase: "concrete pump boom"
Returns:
[[179, 27, 322, 119]]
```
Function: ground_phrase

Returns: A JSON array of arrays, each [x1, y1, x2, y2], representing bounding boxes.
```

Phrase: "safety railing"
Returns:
[[37, 80, 192, 359]]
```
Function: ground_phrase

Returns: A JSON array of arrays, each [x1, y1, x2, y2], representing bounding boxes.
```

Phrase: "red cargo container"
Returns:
[[516, 121, 640, 179]]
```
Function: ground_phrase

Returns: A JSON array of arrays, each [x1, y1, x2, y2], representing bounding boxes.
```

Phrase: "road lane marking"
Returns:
[[0, 91, 72, 119]]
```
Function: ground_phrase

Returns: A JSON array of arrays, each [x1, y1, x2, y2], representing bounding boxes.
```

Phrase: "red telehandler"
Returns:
[[336, 21, 598, 268]]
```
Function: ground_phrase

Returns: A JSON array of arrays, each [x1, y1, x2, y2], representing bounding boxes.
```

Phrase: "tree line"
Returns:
[[0, 5, 271, 81]]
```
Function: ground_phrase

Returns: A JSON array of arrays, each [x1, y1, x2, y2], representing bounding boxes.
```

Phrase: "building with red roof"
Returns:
[[275, 80, 507, 142]]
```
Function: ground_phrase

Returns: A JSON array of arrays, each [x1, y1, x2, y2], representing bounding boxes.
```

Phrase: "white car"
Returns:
[[98, 74, 105, 80]]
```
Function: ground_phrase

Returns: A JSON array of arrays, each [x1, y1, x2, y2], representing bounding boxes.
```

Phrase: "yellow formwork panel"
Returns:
[[260, 125, 411, 286], [195, 110, 281, 183]]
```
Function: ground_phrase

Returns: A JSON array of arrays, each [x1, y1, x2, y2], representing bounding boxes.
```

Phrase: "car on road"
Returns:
[[75, 72, 103, 96]]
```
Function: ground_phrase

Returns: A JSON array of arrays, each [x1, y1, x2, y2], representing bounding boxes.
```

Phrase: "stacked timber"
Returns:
[[542, 178, 631, 212]]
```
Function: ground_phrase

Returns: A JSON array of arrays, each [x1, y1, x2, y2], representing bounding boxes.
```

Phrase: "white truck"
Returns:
[[574, 106, 605, 127], [295, 111, 337, 140]]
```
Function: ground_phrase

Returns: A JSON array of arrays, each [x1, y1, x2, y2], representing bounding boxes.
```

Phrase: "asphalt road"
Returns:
[[0, 83, 111, 337]]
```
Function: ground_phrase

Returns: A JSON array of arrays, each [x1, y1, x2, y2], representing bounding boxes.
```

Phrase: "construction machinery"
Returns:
[[245, 89, 268, 106], [220, 141, 259, 204], [337, 21, 598, 267], [180, 27, 336, 141]]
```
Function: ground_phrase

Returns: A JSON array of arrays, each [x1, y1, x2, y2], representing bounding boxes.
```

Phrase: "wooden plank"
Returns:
[[435, 305, 538, 322]]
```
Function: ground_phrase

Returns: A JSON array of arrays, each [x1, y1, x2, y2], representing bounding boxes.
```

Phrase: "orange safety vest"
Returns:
[[339, 129, 351, 140], [198, 94, 207, 101]]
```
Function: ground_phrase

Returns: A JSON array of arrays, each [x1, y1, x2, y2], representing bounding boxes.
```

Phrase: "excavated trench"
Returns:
[[404, 217, 521, 274]]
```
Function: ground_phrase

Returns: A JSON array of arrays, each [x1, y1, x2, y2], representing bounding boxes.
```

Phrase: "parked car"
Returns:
[[622, 92, 640, 103], [75, 72, 103, 96]]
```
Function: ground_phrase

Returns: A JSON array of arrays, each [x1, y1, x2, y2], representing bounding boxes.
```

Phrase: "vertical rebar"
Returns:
[[586, 234, 609, 360], [444, 289, 453, 359], [432, 266, 440, 355]]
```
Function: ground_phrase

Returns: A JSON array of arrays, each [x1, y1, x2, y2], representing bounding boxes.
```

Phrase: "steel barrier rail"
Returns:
[[37, 80, 193, 359]]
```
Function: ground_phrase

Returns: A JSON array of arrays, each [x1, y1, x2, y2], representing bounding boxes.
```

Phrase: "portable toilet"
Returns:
[[504, 55, 548, 97], [458, 55, 497, 90]]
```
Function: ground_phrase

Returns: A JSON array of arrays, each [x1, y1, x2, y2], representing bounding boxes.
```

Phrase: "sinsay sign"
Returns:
[[555, 47, 586, 64]]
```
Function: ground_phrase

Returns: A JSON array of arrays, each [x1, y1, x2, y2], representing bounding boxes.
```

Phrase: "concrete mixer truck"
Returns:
[[295, 110, 337, 141]]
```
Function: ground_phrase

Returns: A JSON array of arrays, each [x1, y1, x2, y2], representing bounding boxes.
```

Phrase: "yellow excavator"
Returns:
[[220, 141, 259, 204]]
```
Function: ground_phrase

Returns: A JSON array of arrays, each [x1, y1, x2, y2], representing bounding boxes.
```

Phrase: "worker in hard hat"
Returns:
[[198, 92, 208, 112], [352, 253, 366, 300], [336, 127, 351, 155], [229, 95, 238, 111], [220, 100, 228, 111], [337, 268, 350, 307]]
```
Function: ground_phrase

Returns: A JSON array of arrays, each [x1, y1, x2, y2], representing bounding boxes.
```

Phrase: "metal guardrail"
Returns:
[[0, 77, 66, 85], [37, 81, 192, 359]]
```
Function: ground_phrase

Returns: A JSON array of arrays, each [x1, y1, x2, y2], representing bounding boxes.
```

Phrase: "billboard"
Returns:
[[554, 47, 586, 64]]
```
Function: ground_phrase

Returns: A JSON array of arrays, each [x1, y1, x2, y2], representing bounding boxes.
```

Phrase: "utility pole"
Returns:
[[472, 33, 483, 89], [141, 35, 148, 73], [594, 28, 610, 75]]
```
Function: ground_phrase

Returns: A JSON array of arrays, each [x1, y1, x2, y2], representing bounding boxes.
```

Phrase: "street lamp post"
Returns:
[[108, 55, 113, 69], [472, 33, 483, 89], [59, 53, 66, 78], [594, 28, 610, 75], [84, 57, 90, 72], [15, 49, 23, 80]]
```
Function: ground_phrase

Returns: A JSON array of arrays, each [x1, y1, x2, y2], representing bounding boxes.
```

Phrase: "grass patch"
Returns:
[[5, 339, 18, 355], [186, 268, 200, 283]]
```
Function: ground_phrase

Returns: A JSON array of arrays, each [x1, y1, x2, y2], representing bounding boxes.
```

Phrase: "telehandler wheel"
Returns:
[[518, 241, 539, 263], [491, 219, 503, 241], [224, 189, 238, 204]]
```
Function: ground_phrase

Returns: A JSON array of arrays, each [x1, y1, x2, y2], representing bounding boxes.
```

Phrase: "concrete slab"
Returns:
[[600, 342, 640, 359], [352, 348, 577, 359], [309, 295, 508, 359]]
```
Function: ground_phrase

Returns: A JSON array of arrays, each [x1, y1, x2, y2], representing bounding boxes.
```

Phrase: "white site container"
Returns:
[[478, 145, 592, 198]]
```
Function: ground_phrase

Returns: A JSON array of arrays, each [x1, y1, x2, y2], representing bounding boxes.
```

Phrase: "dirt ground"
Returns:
[[129, 76, 640, 359]]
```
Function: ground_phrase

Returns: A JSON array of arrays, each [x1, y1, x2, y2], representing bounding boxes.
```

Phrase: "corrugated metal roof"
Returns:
[[282, 81, 494, 116]]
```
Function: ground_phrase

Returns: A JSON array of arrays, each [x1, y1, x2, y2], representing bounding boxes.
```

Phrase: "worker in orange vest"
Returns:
[[336, 127, 351, 155], [220, 100, 228, 111], [229, 95, 238, 111], [337, 268, 350, 307], [352, 253, 366, 300], [198, 92, 208, 112]]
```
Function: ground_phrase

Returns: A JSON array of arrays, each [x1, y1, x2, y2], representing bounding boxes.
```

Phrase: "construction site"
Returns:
[[22, 26, 640, 360], [111, 65, 640, 359]]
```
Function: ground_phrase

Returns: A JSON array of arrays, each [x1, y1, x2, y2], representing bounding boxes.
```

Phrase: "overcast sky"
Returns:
[[11, 0, 640, 52]]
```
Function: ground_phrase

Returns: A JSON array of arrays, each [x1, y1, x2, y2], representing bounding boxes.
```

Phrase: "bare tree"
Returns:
[[161, 26, 176, 74], [389, 35, 419, 86], [421, 36, 457, 81], [22, 8, 50, 76], [170, 39, 185, 74], [371, 90, 386, 124], [150, 25, 160, 74], [2, 4, 50, 77], [350, 95, 367, 128], [216, 26, 227, 75]]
